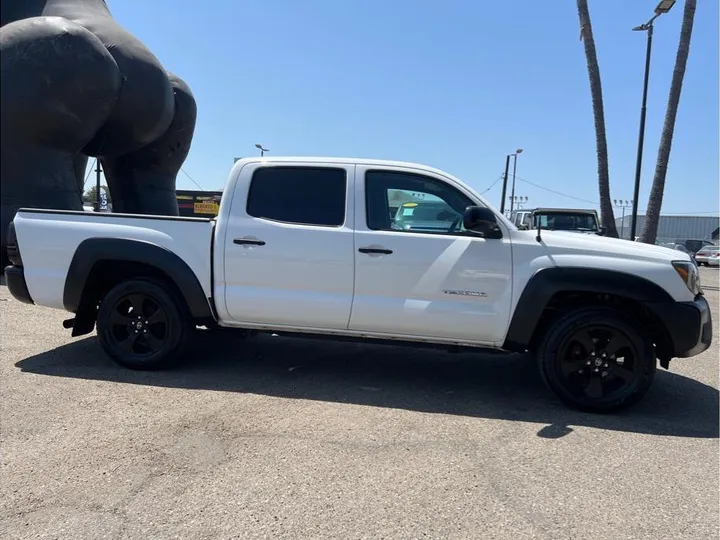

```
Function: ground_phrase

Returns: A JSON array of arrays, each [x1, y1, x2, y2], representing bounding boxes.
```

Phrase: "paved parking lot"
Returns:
[[1, 268, 718, 539]]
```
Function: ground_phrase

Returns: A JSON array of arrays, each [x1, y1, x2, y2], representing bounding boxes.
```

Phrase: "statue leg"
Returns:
[[102, 73, 197, 215], [0, 16, 120, 260]]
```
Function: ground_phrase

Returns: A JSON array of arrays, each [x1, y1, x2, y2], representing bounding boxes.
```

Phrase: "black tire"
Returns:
[[96, 278, 192, 370], [536, 307, 656, 413]]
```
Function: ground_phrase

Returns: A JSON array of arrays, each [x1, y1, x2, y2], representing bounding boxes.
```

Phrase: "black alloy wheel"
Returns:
[[537, 308, 656, 413], [96, 279, 191, 370]]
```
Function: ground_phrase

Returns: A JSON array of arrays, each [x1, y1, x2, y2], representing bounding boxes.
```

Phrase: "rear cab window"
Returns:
[[246, 166, 347, 226]]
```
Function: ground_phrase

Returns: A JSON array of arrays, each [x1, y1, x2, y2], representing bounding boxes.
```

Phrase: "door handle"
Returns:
[[359, 247, 393, 255], [234, 238, 266, 246]]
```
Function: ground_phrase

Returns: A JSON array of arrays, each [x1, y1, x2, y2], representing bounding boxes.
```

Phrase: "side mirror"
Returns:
[[596, 226, 607, 236], [463, 206, 502, 239]]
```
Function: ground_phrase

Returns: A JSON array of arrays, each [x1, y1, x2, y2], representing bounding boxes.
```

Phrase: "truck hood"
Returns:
[[535, 230, 692, 263]]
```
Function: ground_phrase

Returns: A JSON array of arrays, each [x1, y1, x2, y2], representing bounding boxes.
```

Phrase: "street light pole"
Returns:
[[499, 154, 511, 214], [614, 199, 633, 239], [508, 148, 523, 213], [629, 0, 676, 241], [255, 143, 269, 157]]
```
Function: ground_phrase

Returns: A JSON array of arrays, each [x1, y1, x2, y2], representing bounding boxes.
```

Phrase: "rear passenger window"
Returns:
[[246, 167, 347, 226]]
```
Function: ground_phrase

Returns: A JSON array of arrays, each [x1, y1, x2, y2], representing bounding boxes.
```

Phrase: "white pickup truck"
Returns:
[[4, 157, 712, 412]]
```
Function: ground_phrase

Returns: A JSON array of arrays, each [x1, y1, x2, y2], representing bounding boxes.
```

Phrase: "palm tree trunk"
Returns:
[[640, 0, 697, 244], [576, 0, 618, 237]]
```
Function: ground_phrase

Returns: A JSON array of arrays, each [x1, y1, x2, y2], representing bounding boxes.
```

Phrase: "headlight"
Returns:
[[672, 260, 702, 295]]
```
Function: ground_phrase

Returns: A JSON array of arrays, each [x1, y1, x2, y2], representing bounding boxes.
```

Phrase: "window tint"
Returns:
[[366, 170, 474, 234], [247, 166, 346, 226]]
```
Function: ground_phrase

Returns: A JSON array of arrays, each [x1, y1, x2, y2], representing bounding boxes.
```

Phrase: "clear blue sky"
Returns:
[[109, 0, 718, 216]]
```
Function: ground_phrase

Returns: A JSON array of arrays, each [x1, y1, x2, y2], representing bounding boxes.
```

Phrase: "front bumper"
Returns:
[[3, 265, 34, 305], [648, 295, 712, 358]]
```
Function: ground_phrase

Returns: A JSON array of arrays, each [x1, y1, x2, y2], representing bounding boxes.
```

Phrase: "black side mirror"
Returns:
[[463, 206, 502, 239]]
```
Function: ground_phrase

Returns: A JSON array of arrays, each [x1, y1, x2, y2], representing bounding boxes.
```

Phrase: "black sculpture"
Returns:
[[0, 0, 196, 261]]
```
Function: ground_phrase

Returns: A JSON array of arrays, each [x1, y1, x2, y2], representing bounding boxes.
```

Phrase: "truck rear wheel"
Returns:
[[536, 308, 656, 413], [96, 278, 192, 370]]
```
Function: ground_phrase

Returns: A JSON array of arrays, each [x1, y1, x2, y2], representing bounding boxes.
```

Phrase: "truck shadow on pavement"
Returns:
[[15, 331, 719, 439]]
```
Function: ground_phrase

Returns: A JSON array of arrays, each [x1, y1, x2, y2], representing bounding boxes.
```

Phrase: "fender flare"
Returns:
[[503, 267, 674, 351], [63, 237, 214, 321]]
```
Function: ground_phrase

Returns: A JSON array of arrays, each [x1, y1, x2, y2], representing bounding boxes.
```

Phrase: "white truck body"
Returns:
[[5, 157, 712, 412]]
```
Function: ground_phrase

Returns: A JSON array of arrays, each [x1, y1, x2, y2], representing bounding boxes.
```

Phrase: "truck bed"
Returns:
[[12, 209, 215, 310]]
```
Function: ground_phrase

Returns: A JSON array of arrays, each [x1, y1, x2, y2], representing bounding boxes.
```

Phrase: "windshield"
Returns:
[[534, 212, 598, 231]]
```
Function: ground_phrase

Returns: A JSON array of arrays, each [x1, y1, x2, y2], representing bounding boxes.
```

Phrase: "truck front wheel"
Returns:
[[536, 308, 656, 413], [96, 279, 192, 370]]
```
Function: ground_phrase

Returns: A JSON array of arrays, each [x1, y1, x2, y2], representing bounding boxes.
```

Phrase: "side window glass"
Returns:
[[366, 170, 474, 234], [246, 166, 346, 226]]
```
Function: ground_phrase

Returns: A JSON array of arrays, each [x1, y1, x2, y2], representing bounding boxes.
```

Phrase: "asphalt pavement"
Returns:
[[1, 268, 718, 539]]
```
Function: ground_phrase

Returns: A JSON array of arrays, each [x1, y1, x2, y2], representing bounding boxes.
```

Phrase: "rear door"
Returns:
[[221, 162, 355, 329]]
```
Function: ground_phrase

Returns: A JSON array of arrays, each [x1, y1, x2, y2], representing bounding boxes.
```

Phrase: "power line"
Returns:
[[513, 173, 718, 216], [480, 175, 504, 194], [180, 167, 205, 191], [515, 175, 599, 205]]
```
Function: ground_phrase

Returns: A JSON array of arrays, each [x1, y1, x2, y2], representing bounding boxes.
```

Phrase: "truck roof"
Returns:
[[231, 156, 453, 178], [532, 207, 598, 214]]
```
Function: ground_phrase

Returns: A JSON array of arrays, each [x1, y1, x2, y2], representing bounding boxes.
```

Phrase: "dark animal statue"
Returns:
[[0, 0, 196, 263]]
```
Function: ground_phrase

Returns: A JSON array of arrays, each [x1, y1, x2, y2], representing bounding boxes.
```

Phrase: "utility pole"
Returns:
[[95, 159, 102, 212], [499, 154, 511, 214], [509, 149, 523, 213]]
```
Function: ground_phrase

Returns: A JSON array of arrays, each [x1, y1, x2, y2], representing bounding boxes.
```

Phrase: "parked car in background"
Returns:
[[694, 246, 720, 267], [510, 208, 603, 235], [392, 200, 460, 232], [675, 238, 715, 256], [662, 243, 692, 256]]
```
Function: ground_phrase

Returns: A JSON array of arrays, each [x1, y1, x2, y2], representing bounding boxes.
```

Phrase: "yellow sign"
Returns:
[[193, 201, 220, 215]]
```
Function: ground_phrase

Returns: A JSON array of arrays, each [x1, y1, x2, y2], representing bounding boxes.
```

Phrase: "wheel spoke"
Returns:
[[109, 309, 133, 327], [604, 333, 632, 358], [573, 329, 596, 352], [118, 332, 140, 354], [608, 362, 635, 382], [584, 376, 604, 399], [127, 294, 146, 316], [146, 308, 167, 325], [561, 358, 587, 377], [142, 331, 165, 352]]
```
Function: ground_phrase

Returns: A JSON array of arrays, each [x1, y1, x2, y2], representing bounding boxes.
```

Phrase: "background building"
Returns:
[[614, 214, 719, 244], [176, 190, 223, 217]]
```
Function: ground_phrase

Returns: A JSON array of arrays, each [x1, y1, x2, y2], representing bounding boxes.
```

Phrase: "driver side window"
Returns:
[[365, 170, 474, 235]]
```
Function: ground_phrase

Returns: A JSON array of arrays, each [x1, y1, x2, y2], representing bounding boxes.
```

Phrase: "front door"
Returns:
[[222, 162, 355, 329], [349, 166, 513, 344]]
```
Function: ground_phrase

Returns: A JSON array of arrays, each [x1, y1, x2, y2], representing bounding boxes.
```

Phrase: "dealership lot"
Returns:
[[1, 268, 718, 539]]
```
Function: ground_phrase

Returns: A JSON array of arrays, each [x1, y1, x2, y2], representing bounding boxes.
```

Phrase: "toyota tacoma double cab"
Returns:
[[3, 157, 713, 412]]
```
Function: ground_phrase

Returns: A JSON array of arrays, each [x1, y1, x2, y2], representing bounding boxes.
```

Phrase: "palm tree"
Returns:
[[640, 0, 697, 244], [576, 0, 618, 237]]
